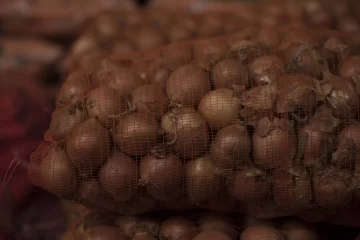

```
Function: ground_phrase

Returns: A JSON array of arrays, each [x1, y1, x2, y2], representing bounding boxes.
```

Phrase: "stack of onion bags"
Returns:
[[30, 26, 360, 217]]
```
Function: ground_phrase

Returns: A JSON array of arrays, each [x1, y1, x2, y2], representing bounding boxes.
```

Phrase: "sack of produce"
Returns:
[[30, 26, 360, 220]]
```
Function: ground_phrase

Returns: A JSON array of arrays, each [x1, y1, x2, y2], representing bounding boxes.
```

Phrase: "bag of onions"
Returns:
[[30, 25, 360, 222]]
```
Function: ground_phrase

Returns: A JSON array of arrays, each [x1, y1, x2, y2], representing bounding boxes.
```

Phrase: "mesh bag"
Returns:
[[30, 26, 360, 218]]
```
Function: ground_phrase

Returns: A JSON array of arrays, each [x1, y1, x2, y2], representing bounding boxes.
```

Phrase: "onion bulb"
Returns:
[[212, 59, 249, 89], [211, 124, 250, 171], [338, 56, 360, 94], [166, 64, 211, 107], [86, 86, 127, 127], [253, 117, 297, 169], [193, 40, 228, 71], [66, 118, 111, 174], [160, 217, 198, 240], [279, 219, 319, 240], [161, 107, 209, 159], [240, 224, 284, 240], [194, 231, 231, 240], [99, 153, 138, 202], [113, 113, 160, 156], [185, 156, 221, 203], [198, 88, 241, 129], [197, 213, 236, 239], [39, 146, 76, 197], [249, 55, 284, 86], [139, 153, 184, 201]]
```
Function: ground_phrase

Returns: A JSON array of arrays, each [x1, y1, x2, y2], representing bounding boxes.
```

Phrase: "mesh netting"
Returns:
[[30, 26, 360, 217]]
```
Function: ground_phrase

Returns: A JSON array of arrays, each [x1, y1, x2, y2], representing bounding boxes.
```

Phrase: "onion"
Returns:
[[166, 64, 211, 107], [194, 231, 231, 240], [279, 219, 318, 240], [212, 59, 249, 89], [338, 56, 360, 94], [282, 44, 324, 78], [240, 84, 277, 121], [66, 118, 111, 174], [39, 145, 76, 197], [198, 88, 241, 129], [92, 14, 120, 43], [131, 84, 169, 120], [243, 200, 295, 220], [115, 216, 137, 238], [168, 25, 193, 42], [49, 103, 86, 141], [306, 105, 339, 133], [99, 153, 138, 202], [276, 73, 317, 117], [240, 224, 284, 240], [298, 123, 334, 169], [313, 168, 353, 209], [253, 117, 297, 169], [160, 217, 198, 240], [133, 231, 156, 240], [320, 71, 359, 119], [161, 107, 209, 159], [337, 16, 360, 33], [129, 26, 167, 50], [86, 86, 127, 127], [228, 167, 270, 202], [323, 36, 350, 56], [273, 169, 312, 210], [211, 124, 250, 171], [78, 226, 126, 240], [56, 70, 92, 107], [228, 40, 262, 64], [249, 55, 284, 86], [256, 27, 280, 49], [139, 152, 184, 201], [193, 40, 228, 71], [113, 113, 160, 156], [185, 156, 221, 203], [197, 213, 235, 239]]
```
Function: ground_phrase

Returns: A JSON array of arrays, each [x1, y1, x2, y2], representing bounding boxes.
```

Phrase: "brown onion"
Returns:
[[306, 105, 339, 133], [338, 56, 360, 94], [320, 71, 359, 119], [66, 118, 111, 174], [211, 124, 250, 171], [198, 88, 241, 129], [194, 231, 231, 240], [212, 59, 249, 89], [249, 55, 284, 85], [99, 153, 138, 202], [39, 146, 76, 197], [113, 113, 160, 156], [161, 107, 209, 159], [228, 40, 263, 64], [56, 70, 92, 107], [256, 27, 280, 49], [49, 103, 86, 141], [131, 84, 169, 120], [186, 156, 221, 203], [130, 26, 167, 50], [139, 153, 184, 201], [313, 168, 353, 209], [160, 217, 198, 240], [197, 213, 236, 239], [253, 117, 297, 169], [115, 216, 137, 238], [273, 169, 312, 210], [240, 224, 284, 240], [228, 167, 270, 202], [193, 40, 228, 71], [166, 64, 211, 107], [86, 86, 127, 127]]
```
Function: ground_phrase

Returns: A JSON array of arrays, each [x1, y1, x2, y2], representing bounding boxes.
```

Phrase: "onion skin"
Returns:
[[49, 104, 86, 141], [212, 59, 249, 89], [39, 146, 76, 197], [99, 153, 138, 202], [194, 231, 232, 240], [115, 216, 137, 238], [228, 40, 262, 64], [228, 167, 270, 202], [161, 107, 209, 159], [139, 153, 184, 201], [273, 169, 312, 211], [338, 57, 360, 94], [321, 71, 359, 119], [194, 40, 228, 71], [66, 118, 111, 174], [211, 124, 250, 171], [86, 86, 127, 127], [275, 74, 317, 115], [253, 117, 297, 169], [166, 64, 211, 107], [56, 70, 92, 107], [131, 84, 169, 120], [185, 156, 221, 203], [113, 113, 160, 156], [160, 217, 198, 240], [240, 224, 285, 240], [198, 88, 241, 129], [197, 213, 235, 238], [249, 55, 284, 86], [313, 169, 353, 209]]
